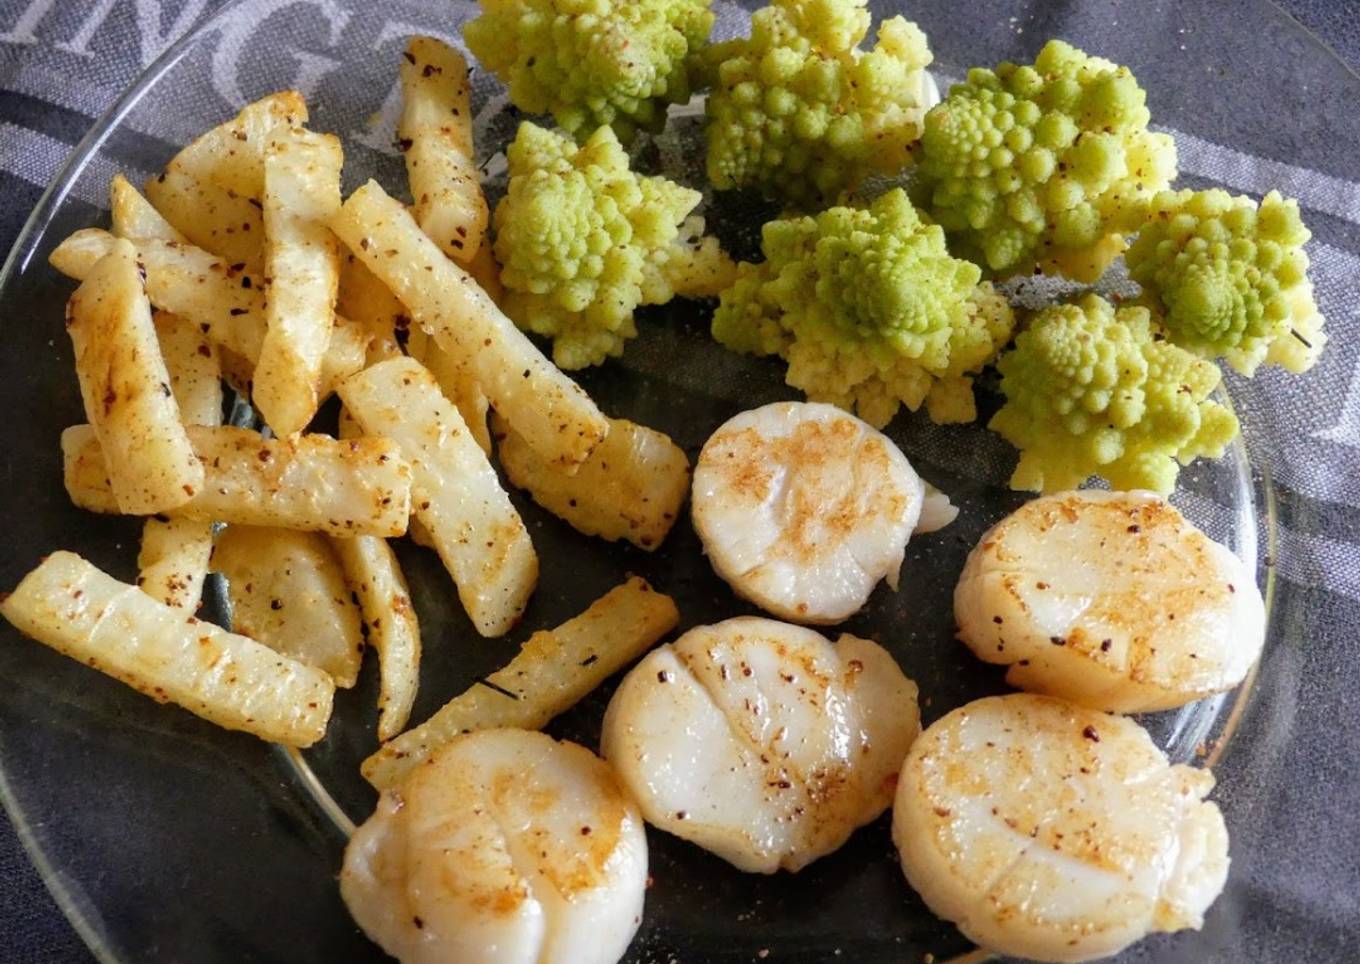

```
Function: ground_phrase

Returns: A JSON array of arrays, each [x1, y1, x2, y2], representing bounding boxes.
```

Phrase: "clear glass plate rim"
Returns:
[[0, 6, 254, 961], [1265, 0, 1360, 84], [0, 0, 1297, 960]]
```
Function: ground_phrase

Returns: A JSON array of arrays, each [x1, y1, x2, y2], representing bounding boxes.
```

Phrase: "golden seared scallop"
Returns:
[[601, 616, 919, 873], [340, 729, 647, 964], [691, 402, 925, 624], [893, 694, 1229, 963], [954, 490, 1264, 713]]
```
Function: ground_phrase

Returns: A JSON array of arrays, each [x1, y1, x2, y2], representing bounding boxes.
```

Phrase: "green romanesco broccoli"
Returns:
[[1126, 188, 1326, 375], [465, 0, 714, 143], [711, 188, 1015, 428], [911, 39, 1176, 282], [494, 122, 735, 369], [703, 0, 933, 208], [989, 293, 1239, 495]]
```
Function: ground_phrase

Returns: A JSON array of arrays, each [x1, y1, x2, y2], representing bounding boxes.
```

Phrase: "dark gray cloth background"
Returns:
[[0, 1, 1355, 962]]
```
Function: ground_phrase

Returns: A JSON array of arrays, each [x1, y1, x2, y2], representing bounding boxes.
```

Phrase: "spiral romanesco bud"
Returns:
[[712, 188, 1014, 427], [911, 39, 1176, 282], [1126, 188, 1327, 375], [703, 0, 933, 208], [494, 122, 734, 369], [466, 0, 714, 144], [990, 293, 1239, 494]]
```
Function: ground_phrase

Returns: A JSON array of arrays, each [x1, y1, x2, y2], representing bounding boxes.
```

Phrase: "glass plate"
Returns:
[[3, 0, 1350, 960]]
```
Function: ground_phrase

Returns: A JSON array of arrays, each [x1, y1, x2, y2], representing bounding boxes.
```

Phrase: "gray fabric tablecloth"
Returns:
[[0, 1, 1355, 961]]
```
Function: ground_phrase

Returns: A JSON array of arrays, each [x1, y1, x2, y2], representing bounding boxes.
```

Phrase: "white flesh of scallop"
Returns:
[[692, 402, 925, 624], [340, 729, 647, 964], [893, 693, 1230, 963], [916, 482, 959, 534], [602, 616, 920, 873], [955, 490, 1265, 713]]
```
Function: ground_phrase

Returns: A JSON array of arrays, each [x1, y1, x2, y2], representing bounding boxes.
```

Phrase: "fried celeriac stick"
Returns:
[[1, 551, 334, 747], [329, 181, 609, 471], [400, 36, 487, 263], [254, 127, 343, 436], [136, 312, 222, 610], [214, 526, 365, 687], [362, 577, 677, 789], [50, 230, 368, 393], [65, 240, 202, 515], [144, 166, 263, 271], [164, 91, 308, 200], [63, 424, 411, 538], [495, 414, 690, 550], [338, 357, 536, 637], [333, 535, 421, 741]]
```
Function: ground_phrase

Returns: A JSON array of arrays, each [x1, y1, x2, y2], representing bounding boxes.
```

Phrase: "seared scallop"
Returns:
[[340, 729, 647, 964], [602, 616, 919, 873], [954, 490, 1264, 713], [692, 402, 925, 624], [893, 694, 1229, 963]]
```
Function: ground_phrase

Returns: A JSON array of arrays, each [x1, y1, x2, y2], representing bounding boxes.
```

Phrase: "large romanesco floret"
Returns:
[[703, 0, 933, 209], [494, 122, 735, 369], [989, 293, 1239, 494], [466, 0, 714, 143], [911, 39, 1176, 282], [1126, 188, 1326, 376], [712, 188, 1014, 427]]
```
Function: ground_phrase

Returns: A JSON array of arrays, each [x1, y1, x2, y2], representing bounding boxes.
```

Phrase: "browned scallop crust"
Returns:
[[602, 616, 920, 873], [954, 491, 1264, 713], [340, 730, 646, 964], [893, 694, 1229, 962], [692, 403, 923, 624], [700, 416, 910, 568]]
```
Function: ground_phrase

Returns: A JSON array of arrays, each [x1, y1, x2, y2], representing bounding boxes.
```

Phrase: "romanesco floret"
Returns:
[[911, 39, 1176, 282], [703, 0, 933, 208], [989, 293, 1239, 495], [494, 122, 735, 369], [711, 188, 1014, 427], [465, 0, 714, 143], [1126, 188, 1327, 375]]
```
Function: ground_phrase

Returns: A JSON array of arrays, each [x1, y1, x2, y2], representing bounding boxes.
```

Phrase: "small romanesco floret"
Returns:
[[703, 0, 933, 208], [989, 293, 1239, 495], [494, 122, 736, 369], [465, 0, 714, 143], [1126, 188, 1327, 376], [711, 188, 1015, 428], [911, 39, 1177, 282]]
